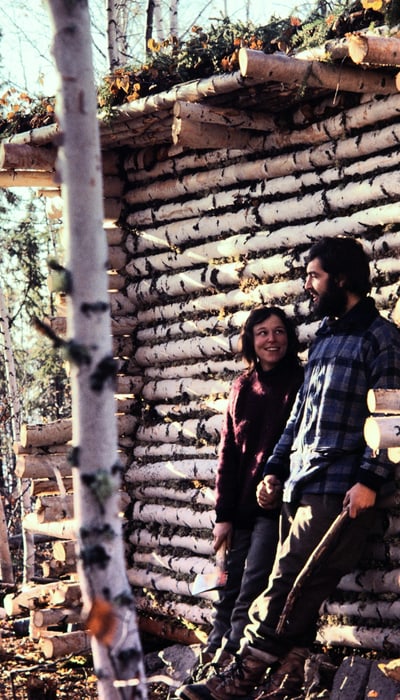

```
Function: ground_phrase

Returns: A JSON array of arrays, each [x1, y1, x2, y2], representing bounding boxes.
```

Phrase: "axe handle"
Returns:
[[215, 540, 227, 572], [276, 507, 350, 635]]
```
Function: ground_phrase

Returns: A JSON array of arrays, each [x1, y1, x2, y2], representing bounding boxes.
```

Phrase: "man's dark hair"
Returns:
[[240, 306, 300, 371], [307, 236, 371, 296]]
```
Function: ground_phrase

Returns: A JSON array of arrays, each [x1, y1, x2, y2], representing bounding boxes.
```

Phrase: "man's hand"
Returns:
[[343, 483, 376, 518], [213, 521, 232, 552], [256, 475, 282, 510]]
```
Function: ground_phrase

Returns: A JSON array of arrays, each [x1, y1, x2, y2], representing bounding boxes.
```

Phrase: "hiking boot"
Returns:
[[188, 649, 234, 683], [192, 649, 236, 682], [188, 650, 216, 683], [253, 647, 309, 699], [176, 645, 270, 700]]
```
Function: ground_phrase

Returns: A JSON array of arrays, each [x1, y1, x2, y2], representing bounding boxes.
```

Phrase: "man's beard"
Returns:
[[313, 277, 348, 319]]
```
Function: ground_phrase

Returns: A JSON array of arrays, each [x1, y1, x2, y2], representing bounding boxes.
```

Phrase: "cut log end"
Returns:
[[364, 416, 381, 452], [348, 34, 368, 65], [39, 630, 90, 659]]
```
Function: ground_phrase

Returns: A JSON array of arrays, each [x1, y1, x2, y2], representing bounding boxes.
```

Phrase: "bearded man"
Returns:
[[177, 236, 400, 700]]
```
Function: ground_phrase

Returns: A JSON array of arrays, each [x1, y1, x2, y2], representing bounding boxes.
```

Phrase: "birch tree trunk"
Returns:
[[106, 0, 129, 70], [153, 0, 164, 42], [46, 2, 146, 698], [0, 286, 23, 583], [169, 0, 178, 39], [145, 0, 155, 56]]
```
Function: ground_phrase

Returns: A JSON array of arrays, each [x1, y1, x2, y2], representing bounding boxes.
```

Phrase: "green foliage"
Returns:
[[16, 341, 71, 423], [98, 15, 295, 112], [291, 1, 355, 50], [0, 90, 55, 138], [0, 192, 70, 427]]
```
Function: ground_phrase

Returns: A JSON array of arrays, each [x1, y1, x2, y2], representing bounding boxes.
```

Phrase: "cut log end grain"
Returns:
[[39, 630, 90, 659], [364, 415, 400, 451]]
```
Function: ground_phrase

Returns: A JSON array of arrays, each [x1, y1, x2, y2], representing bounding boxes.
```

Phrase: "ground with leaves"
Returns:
[[0, 611, 180, 699], [0, 622, 97, 699], [2, 613, 400, 700]]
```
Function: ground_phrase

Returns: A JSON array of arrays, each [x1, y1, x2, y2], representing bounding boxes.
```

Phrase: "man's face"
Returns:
[[305, 257, 347, 318]]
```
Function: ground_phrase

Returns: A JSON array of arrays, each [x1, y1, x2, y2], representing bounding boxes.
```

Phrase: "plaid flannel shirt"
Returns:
[[264, 297, 400, 502]]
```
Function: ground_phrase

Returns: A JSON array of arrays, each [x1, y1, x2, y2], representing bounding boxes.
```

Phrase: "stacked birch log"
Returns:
[[121, 87, 400, 651], [10, 412, 134, 658], [3, 221, 145, 657], [318, 390, 400, 651]]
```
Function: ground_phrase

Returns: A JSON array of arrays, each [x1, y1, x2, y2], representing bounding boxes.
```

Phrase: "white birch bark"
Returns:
[[126, 458, 217, 483], [153, 0, 164, 42], [364, 416, 400, 451], [132, 502, 213, 529], [134, 594, 212, 626], [153, 398, 228, 419], [141, 377, 230, 400], [106, 0, 129, 70], [129, 530, 213, 555], [132, 485, 215, 506], [128, 166, 400, 230], [169, 0, 178, 39], [317, 624, 400, 653], [46, 2, 146, 698], [133, 443, 216, 459], [135, 312, 247, 344], [142, 357, 244, 380], [127, 567, 215, 599], [338, 567, 400, 594], [0, 286, 24, 583], [238, 48, 397, 94], [124, 132, 400, 209], [133, 551, 215, 577], [322, 599, 400, 622], [22, 513, 76, 540], [123, 91, 400, 182], [101, 70, 246, 122]]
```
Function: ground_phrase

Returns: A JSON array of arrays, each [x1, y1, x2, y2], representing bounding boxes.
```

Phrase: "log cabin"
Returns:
[[1, 27, 400, 658]]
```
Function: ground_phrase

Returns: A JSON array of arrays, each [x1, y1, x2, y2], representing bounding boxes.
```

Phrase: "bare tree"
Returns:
[[46, 1, 147, 698], [106, 0, 130, 69], [145, 0, 155, 55], [154, 0, 165, 42], [0, 287, 16, 583], [170, 0, 179, 40]]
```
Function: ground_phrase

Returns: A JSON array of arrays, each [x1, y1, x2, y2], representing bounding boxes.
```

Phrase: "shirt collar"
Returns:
[[316, 297, 379, 336]]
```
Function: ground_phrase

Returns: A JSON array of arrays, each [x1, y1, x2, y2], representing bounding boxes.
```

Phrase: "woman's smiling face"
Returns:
[[252, 314, 288, 371]]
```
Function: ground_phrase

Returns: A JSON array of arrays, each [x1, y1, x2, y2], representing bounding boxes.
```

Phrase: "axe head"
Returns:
[[191, 543, 227, 595]]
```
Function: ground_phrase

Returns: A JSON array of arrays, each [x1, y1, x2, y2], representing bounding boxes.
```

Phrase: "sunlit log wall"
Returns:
[[116, 90, 400, 651]]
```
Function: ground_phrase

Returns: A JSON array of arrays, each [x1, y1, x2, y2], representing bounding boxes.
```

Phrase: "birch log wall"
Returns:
[[120, 89, 400, 652], [2, 43, 400, 656]]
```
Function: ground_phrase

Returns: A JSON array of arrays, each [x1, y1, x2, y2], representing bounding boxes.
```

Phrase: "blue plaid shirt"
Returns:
[[264, 297, 400, 502]]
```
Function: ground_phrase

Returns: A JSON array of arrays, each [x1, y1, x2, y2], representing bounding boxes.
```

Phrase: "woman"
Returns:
[[194, 306, 303, 677]]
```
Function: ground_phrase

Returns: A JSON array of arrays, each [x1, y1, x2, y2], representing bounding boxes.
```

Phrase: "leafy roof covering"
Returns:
[[0, 0, 394, 137]]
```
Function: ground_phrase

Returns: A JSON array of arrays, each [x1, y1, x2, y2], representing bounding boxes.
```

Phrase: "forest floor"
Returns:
[[2, 613, 400, 700], [0, 616, 97, 699], [0, 609, 183, 699], [0, 612, 344, 700], [0, 559, 398, 700]]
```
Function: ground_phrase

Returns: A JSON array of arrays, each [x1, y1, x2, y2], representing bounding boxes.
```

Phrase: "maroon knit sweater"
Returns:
[[215, 357, 304, 528]]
